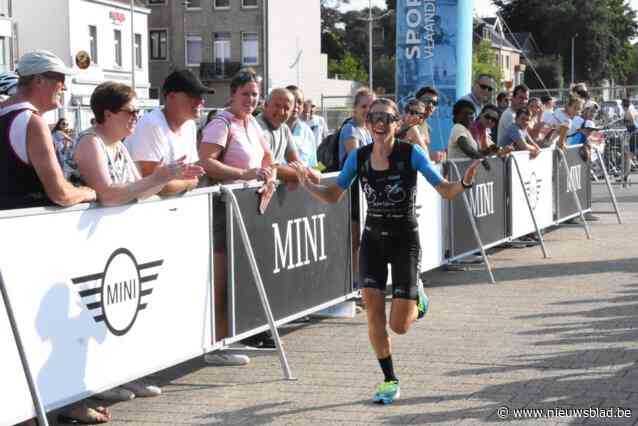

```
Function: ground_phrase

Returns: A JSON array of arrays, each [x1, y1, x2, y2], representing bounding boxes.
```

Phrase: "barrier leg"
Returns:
[[558, 149, 592, 239], [0, 270, 49, 426], [510, 156, 550, 259], [221, 188, 296, 381], [597, 149, 623, 224], [448, 161, 496, 284]]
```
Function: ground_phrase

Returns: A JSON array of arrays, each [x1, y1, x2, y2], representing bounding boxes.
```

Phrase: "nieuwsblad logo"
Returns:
[[71, 248, 163, 336], [524, 172, 543, 210]]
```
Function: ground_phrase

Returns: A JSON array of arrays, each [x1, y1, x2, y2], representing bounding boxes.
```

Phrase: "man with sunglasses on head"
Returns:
[[460, 74, 496, 114], [126, 69, 213, 195], [0, 50, 97, 211]]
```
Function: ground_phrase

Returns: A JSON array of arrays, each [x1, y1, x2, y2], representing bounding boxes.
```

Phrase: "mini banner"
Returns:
[[229, 177, 352, 336], [555, 146, 592, 221], [510, 150, 555, 238], [395, 0, 472, 151], [415, 171, 446, 271], [449, 157, 508, 257], [0, 195, 212, 421], [0, 293, 35, 425]]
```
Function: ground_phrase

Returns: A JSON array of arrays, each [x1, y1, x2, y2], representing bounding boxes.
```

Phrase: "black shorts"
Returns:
[[359, 225, 421, 300]]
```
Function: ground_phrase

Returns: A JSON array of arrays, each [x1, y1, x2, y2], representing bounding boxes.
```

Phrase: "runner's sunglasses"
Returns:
[[407, 109, 426, 118], [367, 111, 400, 125], [419, 97, 438, 107]]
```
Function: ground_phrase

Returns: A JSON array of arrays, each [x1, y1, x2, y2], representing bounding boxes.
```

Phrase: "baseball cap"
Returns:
[[16, 50, 75, 77], [162, 69, 215, 96]]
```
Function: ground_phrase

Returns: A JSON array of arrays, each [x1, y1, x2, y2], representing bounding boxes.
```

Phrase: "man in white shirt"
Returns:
[[126, 69, 213, 195], [497, 84, 529, 146], [301, 99, 328, 147], [459, 74, 496, 114]]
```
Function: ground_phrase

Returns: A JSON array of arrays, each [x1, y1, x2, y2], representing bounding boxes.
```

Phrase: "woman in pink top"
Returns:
[[198, 68, 273, 366]]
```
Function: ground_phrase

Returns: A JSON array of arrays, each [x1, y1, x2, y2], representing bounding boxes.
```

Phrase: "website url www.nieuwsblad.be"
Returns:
[[497, 406, 633, 420]]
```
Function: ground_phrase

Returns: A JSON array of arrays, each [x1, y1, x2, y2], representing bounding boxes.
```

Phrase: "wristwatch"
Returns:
[[461, 178, 474, 189]]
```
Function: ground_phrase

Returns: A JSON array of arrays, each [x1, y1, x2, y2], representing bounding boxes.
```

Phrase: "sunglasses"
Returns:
[[235, 72, 263, 84], [367, 111, 399, 125], [483, 114, 499, 123], [479, 84, 494, 92], [420, 97, 439, 107], [117, 108, 141, 118], [407, 109, 425, 118], [41, 72, 66, 84]]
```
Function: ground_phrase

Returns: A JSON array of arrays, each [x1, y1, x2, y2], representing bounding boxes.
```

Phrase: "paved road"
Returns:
[[102, 182, 638, 425]]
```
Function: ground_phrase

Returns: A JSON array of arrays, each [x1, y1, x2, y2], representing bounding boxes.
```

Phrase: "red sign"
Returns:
[[110, 11, 126, 25]]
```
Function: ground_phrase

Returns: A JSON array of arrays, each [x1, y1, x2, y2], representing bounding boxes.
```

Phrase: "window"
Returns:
[[89, 25, 98, 64], [0, 37, 8, 73], [114, 29, 122, 67], [241, 32, 258, 65], [185, 34, 202, 67], [0, 0, 9, 17], [150, 29, 168, 60], [147, 0, 166, 4], [135, 33, 142, 68], [185, 0, 201, 9], [214, 0, 230, 9], [214, 32, 231, 75], [505, 55, 510, 72], [242, 0, 258, 8]]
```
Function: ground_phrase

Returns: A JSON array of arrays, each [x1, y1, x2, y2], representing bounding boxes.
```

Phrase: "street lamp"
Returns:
[[571, 33, 578, 87], [357, 1, 392, 91]]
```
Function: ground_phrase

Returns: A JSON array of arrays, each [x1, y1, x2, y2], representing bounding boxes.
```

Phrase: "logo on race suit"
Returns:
[[72, 248, 163, 336], [566, 165, 582, 193], [470, 181, 495, 218], [524, 172, 543, 210], [272, 214, 327, 274]]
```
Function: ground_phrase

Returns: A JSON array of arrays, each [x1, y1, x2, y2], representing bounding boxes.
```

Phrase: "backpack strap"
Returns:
[[356, 143, 373, 178], [394, 140, 413, 173], [209, 115, 232, 161]]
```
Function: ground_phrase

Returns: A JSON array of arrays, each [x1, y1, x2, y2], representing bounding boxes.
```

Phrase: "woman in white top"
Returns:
[[74, 81, 203, 206], [542, 95, 583, 149]]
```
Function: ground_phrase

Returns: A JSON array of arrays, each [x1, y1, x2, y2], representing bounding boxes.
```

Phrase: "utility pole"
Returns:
[[357, 2, 392, 91], [571, 33, 578, 87]]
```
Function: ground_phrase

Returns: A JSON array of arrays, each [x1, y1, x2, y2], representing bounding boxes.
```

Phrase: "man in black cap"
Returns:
[[126, 69, 214, 195]]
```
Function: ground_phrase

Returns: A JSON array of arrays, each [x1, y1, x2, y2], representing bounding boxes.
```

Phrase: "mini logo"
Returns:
[[524, 172, 543, 210], [72, 248, 163, 336]]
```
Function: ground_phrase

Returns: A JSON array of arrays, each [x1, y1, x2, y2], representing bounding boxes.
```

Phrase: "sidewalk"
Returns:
[[104, 182, 638, 425]]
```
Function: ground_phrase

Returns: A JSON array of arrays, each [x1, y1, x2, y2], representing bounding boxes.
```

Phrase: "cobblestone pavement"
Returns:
[[101, 183, 638, 425]]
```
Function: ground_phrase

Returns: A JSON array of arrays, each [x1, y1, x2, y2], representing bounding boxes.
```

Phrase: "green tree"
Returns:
[[372, 55, 395, 94], [328, 52, 369, 82], [524, 55, 564, 89], [472, 40, 503, 88]]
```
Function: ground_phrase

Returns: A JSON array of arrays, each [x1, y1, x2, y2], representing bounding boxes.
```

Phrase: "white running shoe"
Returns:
[[94, 386, 135, 401], [204, 352, 250, 366], [121, 379, 162, 397]]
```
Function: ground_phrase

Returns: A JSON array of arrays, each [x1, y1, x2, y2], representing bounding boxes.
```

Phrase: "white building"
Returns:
[[13, 0, 154, 109]]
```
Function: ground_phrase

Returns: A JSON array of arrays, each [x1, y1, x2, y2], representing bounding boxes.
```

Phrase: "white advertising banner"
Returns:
[[0, 294, 35, 425], [510, 150, 554, 238], [416, 173, 445, 272], [0, 194, 213, 422]]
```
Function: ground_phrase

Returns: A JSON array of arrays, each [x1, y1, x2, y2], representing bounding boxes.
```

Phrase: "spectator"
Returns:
[[0, 49, 96, 212], [199, 67, 274, 366], [541, 95, 556, 114], [459, 74, 496, 114], [497, 84, 529, 147], [397, 99, 429, 152], [126, 70, 210, 195], [526, 97, 546, 141], [470, 104, 501, 152], [339, 87, 376, 167], [51, 117, 73, 163], [415, 85, 444, 161], [500, 108, 541, 157], [543, 95, 583, 149], [496, 91, 510, 115], [286, 85, 319, 168], [301, 98, 328, 148], [447, 99, 478, 160], [198, 108, 219, 145]]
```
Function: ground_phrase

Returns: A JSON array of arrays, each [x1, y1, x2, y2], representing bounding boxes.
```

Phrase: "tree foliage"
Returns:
[[524, 55, 564, 89], [494, 0, 638, 84], [328, 52, 369, 83], [472, 40, 503, 89]]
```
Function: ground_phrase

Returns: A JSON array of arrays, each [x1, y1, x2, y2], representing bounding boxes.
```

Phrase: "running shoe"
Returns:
[[416, 280, 430, 320], [372, 380, 400, 404]]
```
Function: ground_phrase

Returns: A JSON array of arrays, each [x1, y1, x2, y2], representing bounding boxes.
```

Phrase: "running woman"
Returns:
[[290, 98, 479, 404]]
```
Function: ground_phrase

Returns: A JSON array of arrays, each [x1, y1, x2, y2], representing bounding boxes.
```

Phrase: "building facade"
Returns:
[[146, 0, 325, 107], [0, 0, 16, 73], [13, 0, 153, 108], [474, 16, 525, 89]]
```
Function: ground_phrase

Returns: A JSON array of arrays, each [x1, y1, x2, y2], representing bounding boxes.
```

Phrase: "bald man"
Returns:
[[257, 88, 319, 183]]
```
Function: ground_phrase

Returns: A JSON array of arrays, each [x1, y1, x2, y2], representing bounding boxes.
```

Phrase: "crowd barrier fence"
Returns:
[[2, 146, 619, 425]]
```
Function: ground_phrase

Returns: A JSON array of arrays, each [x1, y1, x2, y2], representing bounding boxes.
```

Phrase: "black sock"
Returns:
[[378, 355, 398, 383]]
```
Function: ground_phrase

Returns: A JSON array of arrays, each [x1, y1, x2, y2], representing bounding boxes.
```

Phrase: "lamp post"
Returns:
[[357, 1, 392, 91], [571, 33, 578, 87]]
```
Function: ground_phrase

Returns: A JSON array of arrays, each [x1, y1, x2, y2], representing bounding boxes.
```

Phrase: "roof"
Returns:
[[473, 16, 522, 53], [508, 32, 542, 56]]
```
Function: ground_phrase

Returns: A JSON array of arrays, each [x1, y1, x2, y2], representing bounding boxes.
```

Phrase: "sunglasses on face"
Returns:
[[420, 97, 438, 107], [479, 84, 494, 92], [407, 109, 425, 118], [367, 111, 399, 125], [483, 114, 499, 123], [117, 108, 140, 119], [41, 72, 66, 84]]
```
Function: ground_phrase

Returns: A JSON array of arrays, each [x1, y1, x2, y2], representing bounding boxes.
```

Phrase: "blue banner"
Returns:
[[395, 0, 473, 151]]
